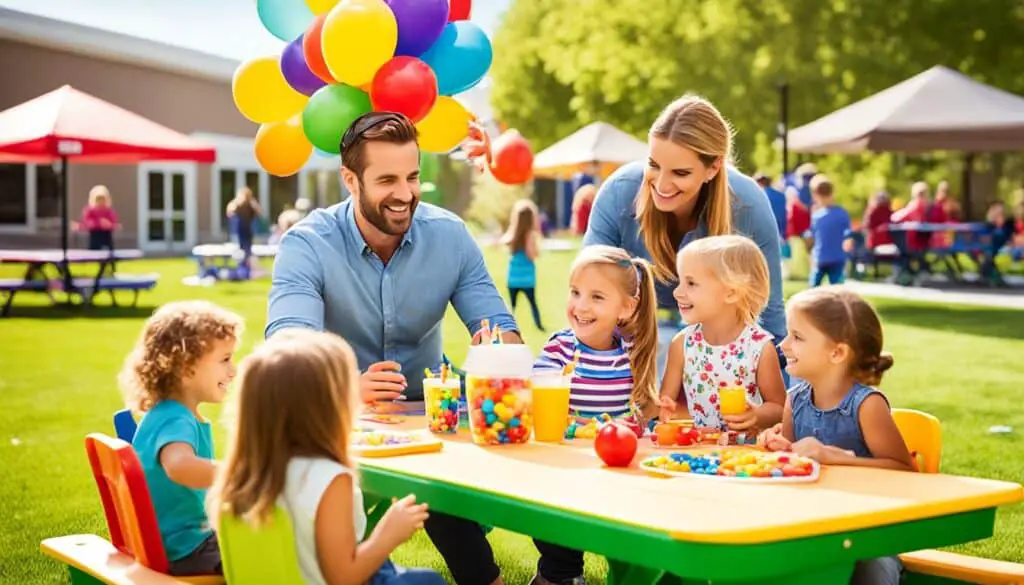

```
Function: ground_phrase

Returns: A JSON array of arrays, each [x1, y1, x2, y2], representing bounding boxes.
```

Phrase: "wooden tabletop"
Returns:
[[358, 417, 1023, 544]]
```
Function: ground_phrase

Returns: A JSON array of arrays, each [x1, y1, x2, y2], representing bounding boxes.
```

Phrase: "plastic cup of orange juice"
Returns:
[[531, 371, 572, 443], [719, 386, 748, 416]]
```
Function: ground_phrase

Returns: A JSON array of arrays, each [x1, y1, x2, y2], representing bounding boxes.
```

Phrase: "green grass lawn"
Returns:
[[1, 246, 1022, 584]]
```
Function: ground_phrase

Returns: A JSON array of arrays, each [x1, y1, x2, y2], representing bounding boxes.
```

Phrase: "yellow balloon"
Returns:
[[233, 56, 308, 124], [416, 97, 472, 153], [254, 116, 313, 177], [321, 0, 397, 87], [304, 0, 338, 14]]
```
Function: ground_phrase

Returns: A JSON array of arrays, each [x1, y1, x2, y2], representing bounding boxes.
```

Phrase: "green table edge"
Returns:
[[360, 465, 999, 584]]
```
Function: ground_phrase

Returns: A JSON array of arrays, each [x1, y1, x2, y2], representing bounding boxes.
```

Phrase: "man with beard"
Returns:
[[266, 112, 518, 585]]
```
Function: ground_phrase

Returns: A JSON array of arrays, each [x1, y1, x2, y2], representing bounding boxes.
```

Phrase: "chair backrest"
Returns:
[[219, 505, 306, 585], [892, 408, 943, 474], [84, 433, 169, 572], [113, 409, 138, 443]]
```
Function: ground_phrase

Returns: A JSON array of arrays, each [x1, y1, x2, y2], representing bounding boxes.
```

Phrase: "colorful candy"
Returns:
[[425, 380, 461, 434], [352, 429, 417, 447], [466, 376, 532, 445], [642, 450, 815, 478]]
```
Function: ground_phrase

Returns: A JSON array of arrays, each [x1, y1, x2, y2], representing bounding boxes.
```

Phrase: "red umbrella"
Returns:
[[0, 85, 216, 287]]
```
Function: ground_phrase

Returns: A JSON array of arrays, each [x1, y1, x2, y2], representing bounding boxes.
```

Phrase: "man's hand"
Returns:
[[360, 361, 407, 404], [471, 328, 524, 345]]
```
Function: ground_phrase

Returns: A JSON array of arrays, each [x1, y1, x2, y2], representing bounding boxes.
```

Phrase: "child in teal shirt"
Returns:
[[119, 300, 244, 576]]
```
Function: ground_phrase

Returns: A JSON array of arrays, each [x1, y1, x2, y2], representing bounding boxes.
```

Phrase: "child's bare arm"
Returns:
[[800, 395, 914, 470], [657, 334, 685, 420], [752, 343, 786, 429], [159, 443, 217, 489], [316, 474, 392, 585]]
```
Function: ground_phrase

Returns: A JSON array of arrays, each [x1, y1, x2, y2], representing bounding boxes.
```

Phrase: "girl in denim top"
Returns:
[[759, 287, 913, 585]]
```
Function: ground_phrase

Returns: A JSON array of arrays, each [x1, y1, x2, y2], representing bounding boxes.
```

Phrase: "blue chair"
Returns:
[[113, 409, 138, 443]]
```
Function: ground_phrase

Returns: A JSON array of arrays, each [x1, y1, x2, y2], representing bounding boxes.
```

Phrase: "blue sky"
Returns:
[[0, 0, 510, 61]]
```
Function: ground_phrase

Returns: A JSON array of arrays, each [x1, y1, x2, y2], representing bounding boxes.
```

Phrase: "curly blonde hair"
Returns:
[[119, 301, 244, 412]]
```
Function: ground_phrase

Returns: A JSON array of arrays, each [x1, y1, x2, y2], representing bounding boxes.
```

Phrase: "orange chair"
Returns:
[[39, 433, 222, 584], [892, 408, 942, 474]]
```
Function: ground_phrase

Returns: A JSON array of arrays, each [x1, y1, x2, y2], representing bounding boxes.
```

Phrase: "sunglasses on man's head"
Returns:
[[339, 112, 409, 153]]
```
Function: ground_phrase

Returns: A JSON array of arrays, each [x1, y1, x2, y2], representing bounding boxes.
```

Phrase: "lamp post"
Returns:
[[778, 81, 790, 177]]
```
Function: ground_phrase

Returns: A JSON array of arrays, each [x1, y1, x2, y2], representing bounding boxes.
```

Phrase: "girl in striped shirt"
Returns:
[[533, 244, 659, 421], [530, 245, 659, 585]]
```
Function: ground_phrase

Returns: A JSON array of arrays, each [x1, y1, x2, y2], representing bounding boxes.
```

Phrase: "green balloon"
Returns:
[[302, 84, 371, 155]]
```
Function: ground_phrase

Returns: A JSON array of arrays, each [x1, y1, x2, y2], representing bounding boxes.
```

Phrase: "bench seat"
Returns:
[[902, 549, 1024, 585], [41, 534, 223, 585]]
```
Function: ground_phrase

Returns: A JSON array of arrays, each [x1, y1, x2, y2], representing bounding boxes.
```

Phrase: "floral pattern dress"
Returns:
[[681, 323, 773, 429]]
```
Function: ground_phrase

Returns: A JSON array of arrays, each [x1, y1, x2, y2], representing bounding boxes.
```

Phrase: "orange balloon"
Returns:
[[489, 129, 534, 185], [303, 14, 336, 84], [254, 116, 313, 177]]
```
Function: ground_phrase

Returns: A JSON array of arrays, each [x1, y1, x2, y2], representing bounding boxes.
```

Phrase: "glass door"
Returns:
[[212, 167, 263, 239], [138, 163, 196, 252]]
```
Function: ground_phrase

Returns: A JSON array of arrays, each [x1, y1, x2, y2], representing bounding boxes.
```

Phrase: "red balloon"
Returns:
[[489, 129, 534, 185], [448, 0, 471, 21], [370, 57, 439, 123], [303, 15, 336, 84]]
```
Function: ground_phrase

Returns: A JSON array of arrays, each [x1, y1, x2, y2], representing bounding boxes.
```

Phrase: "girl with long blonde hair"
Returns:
[[208, 330, 444, 585], [574, 95, 787, 387]]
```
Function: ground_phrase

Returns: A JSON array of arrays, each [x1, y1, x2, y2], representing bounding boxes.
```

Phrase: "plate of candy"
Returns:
[[640, 448, 820, 483], [352, 428, 443, 458]]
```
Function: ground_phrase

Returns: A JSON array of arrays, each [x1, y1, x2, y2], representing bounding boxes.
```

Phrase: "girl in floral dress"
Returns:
[[657, 235, 786, 433]]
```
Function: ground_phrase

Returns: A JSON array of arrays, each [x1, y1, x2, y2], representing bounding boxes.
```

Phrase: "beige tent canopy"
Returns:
[[533, 121, 648, 179], [786, 65, 1024, 154]]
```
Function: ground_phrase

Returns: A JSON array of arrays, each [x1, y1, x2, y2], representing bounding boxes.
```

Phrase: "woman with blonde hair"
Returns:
[[581, 95, 786, 385]]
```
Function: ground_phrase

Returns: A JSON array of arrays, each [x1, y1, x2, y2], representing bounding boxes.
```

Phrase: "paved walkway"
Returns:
[[842, 278, 1024, 310]]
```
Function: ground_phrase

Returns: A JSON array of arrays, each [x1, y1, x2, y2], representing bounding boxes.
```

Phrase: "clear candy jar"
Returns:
[[463, 344, 534, 445]]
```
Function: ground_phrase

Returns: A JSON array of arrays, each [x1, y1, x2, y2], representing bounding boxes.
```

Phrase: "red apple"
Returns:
[[594, 421, 639, 467]]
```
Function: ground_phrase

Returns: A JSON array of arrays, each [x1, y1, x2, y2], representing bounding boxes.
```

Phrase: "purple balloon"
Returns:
[[386, 0, 449, 57], [280, 34, 326, 97]]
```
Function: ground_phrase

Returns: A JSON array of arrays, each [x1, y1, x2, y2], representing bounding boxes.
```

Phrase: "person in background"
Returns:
[[794, 162, 818, 209], [755, 171, 787, 243], [862, 192, 893, 250], [502, 199, 546, 332], [78, 185, 120, 251], [226, 187, 264, 269], [269, 208, 303, 246], [979, 201, 1014, 287], [785, 185, 811, 279], [805, 175, 852, 286], [570, 184, 596, 236]]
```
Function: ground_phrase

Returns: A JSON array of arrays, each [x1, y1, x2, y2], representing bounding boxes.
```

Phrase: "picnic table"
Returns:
[[0, 249, 157, 316], [190, 243, 277, 281], [885, 222, 993, 285], [357, 417, 1022, 585]]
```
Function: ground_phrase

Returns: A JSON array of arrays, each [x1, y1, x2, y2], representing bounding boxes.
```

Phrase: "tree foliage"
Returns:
[[490, 0, 1024, 214]]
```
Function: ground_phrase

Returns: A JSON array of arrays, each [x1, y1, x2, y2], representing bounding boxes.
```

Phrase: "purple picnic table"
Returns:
[[0, 248, 156, 316]]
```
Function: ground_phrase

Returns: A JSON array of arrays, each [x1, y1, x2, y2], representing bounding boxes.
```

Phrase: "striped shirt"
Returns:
[[534, 328, 634, 418]]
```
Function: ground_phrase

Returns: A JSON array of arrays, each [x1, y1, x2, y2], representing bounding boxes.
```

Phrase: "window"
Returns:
[[0, 164, 28, 225]]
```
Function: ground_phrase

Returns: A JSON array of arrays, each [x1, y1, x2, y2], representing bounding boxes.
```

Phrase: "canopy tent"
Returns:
[[786, 65, 1024, 154], [0, 85, 216, 286], [532, 121, 647, 179]]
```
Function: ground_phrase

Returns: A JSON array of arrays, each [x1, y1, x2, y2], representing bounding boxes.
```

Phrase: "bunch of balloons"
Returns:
[[233, 0, 488, 177]]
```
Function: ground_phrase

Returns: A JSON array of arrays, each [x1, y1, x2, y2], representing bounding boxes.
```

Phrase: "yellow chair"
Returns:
[[892, 408, 942, 474]]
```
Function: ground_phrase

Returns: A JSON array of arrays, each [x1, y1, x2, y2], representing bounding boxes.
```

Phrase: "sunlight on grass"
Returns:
[[0, 246, 1021, 583]]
